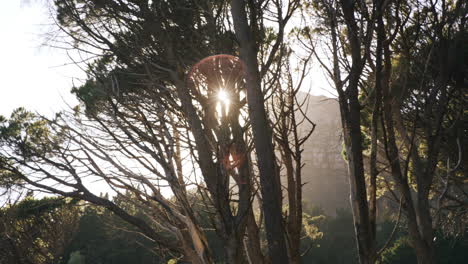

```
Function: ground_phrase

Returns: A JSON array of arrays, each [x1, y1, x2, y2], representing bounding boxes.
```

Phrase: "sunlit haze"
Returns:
[[0, 1, 82, 117]]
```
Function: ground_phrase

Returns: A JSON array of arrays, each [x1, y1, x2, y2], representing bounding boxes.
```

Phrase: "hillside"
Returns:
[[297, 94, 350, 215]]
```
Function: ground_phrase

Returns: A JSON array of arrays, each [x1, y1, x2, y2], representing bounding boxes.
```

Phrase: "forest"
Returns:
[[0, 0, 466, 263]]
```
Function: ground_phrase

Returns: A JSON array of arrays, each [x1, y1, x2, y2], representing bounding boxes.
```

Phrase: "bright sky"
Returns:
[[0, 0, 82, 118]]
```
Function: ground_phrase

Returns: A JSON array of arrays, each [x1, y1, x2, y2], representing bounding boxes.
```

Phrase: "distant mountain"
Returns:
[[297, 94, 350, 215]]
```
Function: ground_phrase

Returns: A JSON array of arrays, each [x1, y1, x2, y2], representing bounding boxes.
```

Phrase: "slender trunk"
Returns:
[[392, 99, 437, 263], [231, 1, 289, 263], [293, 138, 304, 264], [229, 90, 264, 264], [368, 3, 384, 261], [283, 148, 300, 264], [244, 209, 267, 264], [337, 1, 376, 262], [397, 178, 436, 264], [384, 113, 436, 264], [342, 118, 374, 264], [416, 196, 436, 264], [225, 232, 245, 264], [327, 8, 374, 262], [381, 16, 438, 259]]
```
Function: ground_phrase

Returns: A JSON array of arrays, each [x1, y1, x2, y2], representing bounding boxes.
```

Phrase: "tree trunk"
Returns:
[[282, 147, 301, 264], [380, 30, 436, 263], [225, 232, 245, 264], [338, 0, 375, 259], [323, 0, 376, 261], [231, 1, 289, 263], [244, 209, 266, 264]]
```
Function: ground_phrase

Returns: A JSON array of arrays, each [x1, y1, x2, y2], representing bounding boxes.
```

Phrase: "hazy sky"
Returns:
[[0, 1, 333, 119], [0, 0, 81, 118]]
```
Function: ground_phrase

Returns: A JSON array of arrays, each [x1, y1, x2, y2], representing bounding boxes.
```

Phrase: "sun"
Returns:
[[216, 89, 230, 116], [217, 89, 230, 104]]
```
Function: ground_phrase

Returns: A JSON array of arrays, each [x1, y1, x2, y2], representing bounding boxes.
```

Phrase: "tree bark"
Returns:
[[337, 1, 375, 263], [244, 209, 266, 264], [231, 1, 289, 263]]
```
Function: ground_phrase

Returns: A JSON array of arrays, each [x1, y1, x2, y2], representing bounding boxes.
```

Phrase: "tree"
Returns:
[[379, 1, 467, 262], [270, 56, 316, 264], [302, 0, 379, 262], [302, 0, 467, 263], [0, 196, 80, 264], [60, 193, 165, 264], [1, 0, 312, 263], [231, 0, 291, 262]]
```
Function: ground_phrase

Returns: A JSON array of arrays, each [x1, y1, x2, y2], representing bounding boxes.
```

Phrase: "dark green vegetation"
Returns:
[[1, 0, 467, 263], [2, 196, 467, 264], [0, 196, 80, 264]]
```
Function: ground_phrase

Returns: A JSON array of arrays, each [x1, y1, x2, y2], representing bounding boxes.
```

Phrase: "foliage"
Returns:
[[0, 196, 80, 264], [60, 200, 163, 264], [302, 208, 359, 264], [380, 233, 468, 264], [379, 236, 416, 264], [67, 251, 85, 264]]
